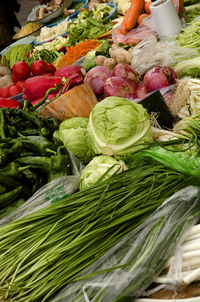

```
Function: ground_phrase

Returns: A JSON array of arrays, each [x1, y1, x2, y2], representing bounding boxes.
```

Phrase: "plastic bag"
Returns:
[[0, 151, 84, 226], [131, 36, 199, 75], [50, 186, 200, 302], [112, 24, 158, 46]]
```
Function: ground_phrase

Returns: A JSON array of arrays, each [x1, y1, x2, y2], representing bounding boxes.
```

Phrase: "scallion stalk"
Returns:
[[0, 162, 192, 301]]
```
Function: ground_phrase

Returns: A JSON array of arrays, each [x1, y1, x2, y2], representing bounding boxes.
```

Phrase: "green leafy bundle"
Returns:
[[0, 161, 192, 301]]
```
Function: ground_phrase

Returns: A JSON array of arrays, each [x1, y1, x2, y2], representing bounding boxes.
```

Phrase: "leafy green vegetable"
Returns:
[[60, 186, 200, 302], [34, 36, 68, 52], [71, 1, 85, 10], [184, 0, 200, 6], [4, 44, 33, 68], [66, 7, 113, 45], [79, 155, 127, 190], [177, 19, 200, 49], [185, 4, 200, 23], [54, 117, 94, 163], [95, 39, 111, 57], [81, 40, 111, 71], [87, 97, 153, 158], [128, 145, 200, 184], [26, 49, 61, 65], [174, 56, 200, 78], [0, 160, 192, 301], [81, 51, 96, 71]]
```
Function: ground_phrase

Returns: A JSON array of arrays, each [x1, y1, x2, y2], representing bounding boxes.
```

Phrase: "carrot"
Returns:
[[144, 1, 152, 14], [137, 13, 149, 24], [120, 8, 131, 34], [56, 39, 101, 69], [121, 0, 145, 34]]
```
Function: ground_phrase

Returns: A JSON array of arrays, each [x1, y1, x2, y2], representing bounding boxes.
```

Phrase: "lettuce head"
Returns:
[[54, 117, 94, 163], [79, 155, 127, 190], [87, 97, 153, 158]]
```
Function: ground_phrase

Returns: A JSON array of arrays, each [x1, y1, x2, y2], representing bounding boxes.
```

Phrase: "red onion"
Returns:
[[84, 66, 113, 95], [136, 81, 148, 99], [55, 65, 84, 86], [143, 66, 177, 93], [113, 63, 139, 84], [104, 76, 137, 99]]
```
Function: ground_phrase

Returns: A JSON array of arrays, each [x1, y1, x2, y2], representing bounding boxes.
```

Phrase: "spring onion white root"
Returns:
[[156, 224, 200, 288]]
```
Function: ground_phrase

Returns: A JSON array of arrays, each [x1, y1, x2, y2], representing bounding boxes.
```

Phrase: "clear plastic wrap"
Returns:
[[112, 24, 158, 46], [131, 36, 199, 75], [0, 152, 84, 226], [51, 186, 200, 302]]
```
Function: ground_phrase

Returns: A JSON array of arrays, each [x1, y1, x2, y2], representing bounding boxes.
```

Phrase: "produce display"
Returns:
[[0, 0, 199, 301]]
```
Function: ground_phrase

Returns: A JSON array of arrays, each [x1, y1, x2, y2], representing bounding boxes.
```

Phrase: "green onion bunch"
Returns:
[[0, 162, 192, 301]]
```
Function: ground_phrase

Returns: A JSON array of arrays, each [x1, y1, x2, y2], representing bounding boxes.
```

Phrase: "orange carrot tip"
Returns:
[[144, 1, 152, 14], [137, 13, 149, 24]]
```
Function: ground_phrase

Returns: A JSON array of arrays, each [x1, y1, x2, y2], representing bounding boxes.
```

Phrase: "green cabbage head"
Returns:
[[87, 97, 153, 157], [53, 117, 94, 163], [79, 155, 127, 190]]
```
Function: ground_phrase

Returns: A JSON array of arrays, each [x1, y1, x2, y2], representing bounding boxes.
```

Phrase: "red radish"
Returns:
[[136, 81, 148, 99], [12, 74, 18, 83], [47, 63, 56, 74], [55, 65, 84, 86], [7, 84, 22, 97], [24, 75, 63, 102], [0, 97, 23, 108], [113, 63, 139, 84], [12, 61, 31, 80], [143, 66, 177, 93], [0, 84, 14, 98], [104, 76, 137, 99], [42, 73, 54, 77], [84, 66, 113, 95], [0, 86, 9, 98], [31, 60, 49, 76], [16, 80, 25, 90]]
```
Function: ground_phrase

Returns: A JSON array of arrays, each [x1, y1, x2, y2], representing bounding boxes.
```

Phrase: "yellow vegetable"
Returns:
[[13, 22, 43, 39]]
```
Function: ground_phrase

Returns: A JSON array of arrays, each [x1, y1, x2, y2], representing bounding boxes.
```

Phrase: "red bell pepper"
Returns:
[[0, 97, 23, 109], [24, 75, 63, 102]]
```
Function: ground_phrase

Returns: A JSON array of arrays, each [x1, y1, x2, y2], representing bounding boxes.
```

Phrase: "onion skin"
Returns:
[[113, 63, 139, 84], [84, 66, 113, 96], [55, 65, 84, 86], [136, 81, 148, 99], [143, 66, 177, 93], [104, 76, 137, 99]]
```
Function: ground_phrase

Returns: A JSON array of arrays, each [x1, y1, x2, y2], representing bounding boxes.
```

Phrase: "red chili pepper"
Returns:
[[0, 97, 23, 109]]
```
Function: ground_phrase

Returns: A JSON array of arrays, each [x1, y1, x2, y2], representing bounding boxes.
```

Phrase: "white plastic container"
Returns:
[[150, 0, 182, 38]]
